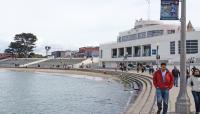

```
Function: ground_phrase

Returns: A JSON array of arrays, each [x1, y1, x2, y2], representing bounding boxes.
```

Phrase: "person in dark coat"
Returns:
[[137, 64, 140, 73], [172, 66, 180, 87], [192, 66, 197, 75], [149, 64, 154, 74], [141, 65, 145, 73]]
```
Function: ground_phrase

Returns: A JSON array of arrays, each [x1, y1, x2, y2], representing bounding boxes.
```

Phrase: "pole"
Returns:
[[156, 45, 159, 69], [46, 50, 48, 57], [175, 0, 191, 113], [146, 0, 151, 20]]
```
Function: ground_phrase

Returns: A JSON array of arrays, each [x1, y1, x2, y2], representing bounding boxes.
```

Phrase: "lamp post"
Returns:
[[45, 46, 51, 58], [91, 57, 93, 69], [156, 43, 160, 69], [175, 0, 191, 113], [123, 52, 128, 72]]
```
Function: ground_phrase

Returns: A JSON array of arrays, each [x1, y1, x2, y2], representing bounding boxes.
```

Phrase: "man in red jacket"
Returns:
[[153, 63, 174, 114]]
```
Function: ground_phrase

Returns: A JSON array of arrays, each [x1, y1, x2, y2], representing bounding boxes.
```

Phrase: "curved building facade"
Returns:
[[99, 19, 200, 68]]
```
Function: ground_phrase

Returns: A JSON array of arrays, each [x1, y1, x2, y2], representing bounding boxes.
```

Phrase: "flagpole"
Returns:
[[146, 0, 150, 20]]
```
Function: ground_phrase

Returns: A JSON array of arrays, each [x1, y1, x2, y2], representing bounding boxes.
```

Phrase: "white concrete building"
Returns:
[[99, 19, 200, 68]]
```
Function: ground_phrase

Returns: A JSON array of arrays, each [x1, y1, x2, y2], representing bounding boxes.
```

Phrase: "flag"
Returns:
[[146, 0, 150, 4]]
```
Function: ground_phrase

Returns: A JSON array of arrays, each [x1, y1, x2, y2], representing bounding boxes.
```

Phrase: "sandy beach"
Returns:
[[0, 68, 120, 81]]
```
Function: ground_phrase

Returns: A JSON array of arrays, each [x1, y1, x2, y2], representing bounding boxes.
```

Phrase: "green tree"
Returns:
[[4, 48, 14, 54], [29, 53, 44, 58], [5, 33, 37, 58]]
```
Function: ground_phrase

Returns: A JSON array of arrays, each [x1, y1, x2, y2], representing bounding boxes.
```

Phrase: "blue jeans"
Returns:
[[192, 91, 200, 113], [174, 77, 178, 87], [156, 88, 169, 114]]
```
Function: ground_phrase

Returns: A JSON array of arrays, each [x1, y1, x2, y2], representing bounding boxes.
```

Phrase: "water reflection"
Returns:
[[0, 71, 135, 114]]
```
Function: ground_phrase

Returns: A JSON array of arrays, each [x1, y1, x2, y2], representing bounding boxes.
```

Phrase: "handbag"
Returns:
[[191, 81, 194, 86]]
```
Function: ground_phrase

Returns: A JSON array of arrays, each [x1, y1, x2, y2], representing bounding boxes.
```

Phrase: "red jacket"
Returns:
[[153, 70, 174, 90]]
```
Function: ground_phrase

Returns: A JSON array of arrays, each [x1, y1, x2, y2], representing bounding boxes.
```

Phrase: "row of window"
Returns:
[[170, 41, 176, 54], [118, 30, 175, 42], [170, 40, 198, 54], [111, 45, 151, 58]]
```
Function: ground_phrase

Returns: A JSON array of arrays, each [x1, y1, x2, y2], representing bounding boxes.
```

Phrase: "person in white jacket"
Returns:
[[188, 69, 200, 114]]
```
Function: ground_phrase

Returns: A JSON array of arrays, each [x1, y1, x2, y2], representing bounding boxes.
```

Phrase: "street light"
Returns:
[[156, 43, 160, 69], [123, 52, 128, 72], [45, 46, 51, 57], [91, 57, 93, 69], [175, 0, 191, 113]]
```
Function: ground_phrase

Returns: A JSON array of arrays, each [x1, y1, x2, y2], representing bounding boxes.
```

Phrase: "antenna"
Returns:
[[146, 0, 151, 20]]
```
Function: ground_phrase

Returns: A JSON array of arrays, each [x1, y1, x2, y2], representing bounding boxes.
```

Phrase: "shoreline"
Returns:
[[0, 67, 120, 81], [0, 67, 139, 114]]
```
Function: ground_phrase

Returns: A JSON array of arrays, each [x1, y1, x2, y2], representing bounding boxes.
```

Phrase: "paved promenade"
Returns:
[[96, 68, 196, 113], [130, 71, 195, 114]]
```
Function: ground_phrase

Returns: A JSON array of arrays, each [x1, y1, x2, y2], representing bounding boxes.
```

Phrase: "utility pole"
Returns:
[[175, 0, 191, 113]]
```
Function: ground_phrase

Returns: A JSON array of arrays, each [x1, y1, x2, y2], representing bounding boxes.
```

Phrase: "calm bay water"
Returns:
[[0, 70, 135, 114]]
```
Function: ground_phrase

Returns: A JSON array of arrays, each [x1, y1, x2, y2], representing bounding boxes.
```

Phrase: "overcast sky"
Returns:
[[0, 0, 199, 55]]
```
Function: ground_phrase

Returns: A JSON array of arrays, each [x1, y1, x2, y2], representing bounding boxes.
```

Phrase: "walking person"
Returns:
[[188, 69, 200, 114], [186, 68, 190, 83], [141, 65, 145, 73], [123, 64, 127, 72], [172, 66, 180, 87], [149, 64, 154, 74], [192, 66, 197, 75], [153, 63, 174, 114], [137, 64, 140, 73], [144, 65, 146, 72], [141, 67, 144, 73], [149, 65, 152, 74]]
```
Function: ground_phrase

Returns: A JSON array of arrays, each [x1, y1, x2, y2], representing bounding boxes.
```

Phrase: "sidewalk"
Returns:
[[151, 85, 195, 113], [131, 71, 195, 113], [96, 69, 196, 113]]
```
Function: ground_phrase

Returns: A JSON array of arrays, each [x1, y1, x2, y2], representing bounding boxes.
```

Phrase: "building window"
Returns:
[[178, 40, 198, 54], [135, 25, 143, 29], [168, 30, 175, 34], [134, 46, 141, 57], [112, 49, 117, 58], [143, 45, 151, 57], [186, 40, 198, 54], [121, 36, 127, 42], [118, 37, 122, 42], [170, 41, 175, 54], [129, 34, 138, 40], [152, 49, 157, 55], [147, 30, 164, 37], [138, 32, 146, 39], [126, 47, 132, 57], [121, 34, 137, 42], [118, 48, 124, 57]]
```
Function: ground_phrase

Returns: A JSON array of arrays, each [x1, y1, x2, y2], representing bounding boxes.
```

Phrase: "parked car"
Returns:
[[127, 64, 136, 70]]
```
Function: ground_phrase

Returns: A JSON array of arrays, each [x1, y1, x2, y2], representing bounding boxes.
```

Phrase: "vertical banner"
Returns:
[[160, 0, 179, 20]]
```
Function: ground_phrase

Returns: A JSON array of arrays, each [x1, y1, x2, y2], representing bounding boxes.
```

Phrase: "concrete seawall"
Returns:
[[72, 69, 156, 114], [74, 69, 196, 114]]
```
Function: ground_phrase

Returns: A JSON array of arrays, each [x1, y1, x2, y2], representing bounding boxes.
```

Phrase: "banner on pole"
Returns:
[[160, 0, 179, 20]]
